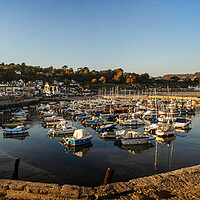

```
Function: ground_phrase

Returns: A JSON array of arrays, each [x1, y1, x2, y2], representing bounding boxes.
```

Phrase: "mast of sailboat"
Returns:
[[154, 140, 158, 171], [155, 88, 157, 119]]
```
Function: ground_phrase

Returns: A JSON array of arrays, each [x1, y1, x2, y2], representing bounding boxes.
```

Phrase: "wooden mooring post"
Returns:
[[103, 168, 114, 185], [12, 158, 20, 180]]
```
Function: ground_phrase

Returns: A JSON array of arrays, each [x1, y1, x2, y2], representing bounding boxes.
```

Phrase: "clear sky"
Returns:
[[1, 0, 200, 76]]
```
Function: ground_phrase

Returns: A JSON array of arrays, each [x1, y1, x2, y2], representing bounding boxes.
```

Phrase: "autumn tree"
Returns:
[[99, 76, 106, 84], [91, 78, 97, 83]]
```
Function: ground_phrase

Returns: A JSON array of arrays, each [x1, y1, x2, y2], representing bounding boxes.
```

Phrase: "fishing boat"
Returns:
[[115, 131, 155, 145], [63, 129, 92, 146], [2, 118, 25, 128], [3, 125, 29, 135]]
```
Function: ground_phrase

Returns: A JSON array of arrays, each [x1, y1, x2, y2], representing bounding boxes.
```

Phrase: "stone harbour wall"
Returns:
[[0, 164, 199, 199]]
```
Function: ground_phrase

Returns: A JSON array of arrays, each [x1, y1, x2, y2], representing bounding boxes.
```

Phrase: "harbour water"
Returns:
[[0, 108, 200, 187]]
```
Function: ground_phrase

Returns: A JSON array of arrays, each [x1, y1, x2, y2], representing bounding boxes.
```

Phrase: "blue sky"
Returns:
[[1, 0, 200, 76]]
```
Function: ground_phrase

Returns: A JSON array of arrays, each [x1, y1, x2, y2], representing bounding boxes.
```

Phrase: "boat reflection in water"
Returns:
[[175, 128, 191, 137], [65, 142, 93, 157], [3, 132, 29, 140], [154, 135, 176, 172], [116, 143, 154, 155]]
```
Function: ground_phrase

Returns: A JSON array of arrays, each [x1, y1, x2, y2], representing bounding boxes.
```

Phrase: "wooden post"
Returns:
[[12, 158, 20, 180], [103, 168, 114, 185]]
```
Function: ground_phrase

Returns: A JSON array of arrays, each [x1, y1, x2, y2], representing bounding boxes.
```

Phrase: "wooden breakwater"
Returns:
[[0, 164, 199, 199]]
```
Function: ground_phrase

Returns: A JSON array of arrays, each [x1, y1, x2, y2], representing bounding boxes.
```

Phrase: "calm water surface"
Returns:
[[0, 108, 200, 186]]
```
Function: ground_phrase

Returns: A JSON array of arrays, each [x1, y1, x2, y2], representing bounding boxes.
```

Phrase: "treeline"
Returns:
[[0, 62, 199, 89]]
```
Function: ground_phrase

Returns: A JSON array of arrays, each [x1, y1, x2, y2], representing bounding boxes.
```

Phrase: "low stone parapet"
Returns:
[[0, 164, 199, 199]]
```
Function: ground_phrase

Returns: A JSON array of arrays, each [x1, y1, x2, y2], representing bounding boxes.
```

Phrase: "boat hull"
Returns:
[[121, 137, 154, 145], [64, 137, 92, 146]]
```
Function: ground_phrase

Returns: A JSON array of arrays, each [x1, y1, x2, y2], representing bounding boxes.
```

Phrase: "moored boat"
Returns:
[[155, 125, 175, 137], [63, 129, 92, 146], [173, 117, 191, 129], [120, 118, 145, 126], [100, 131, 116, 139], [3, 125, 29, 135], [2, 118, 25, 128], [115, 131, 155, 145]]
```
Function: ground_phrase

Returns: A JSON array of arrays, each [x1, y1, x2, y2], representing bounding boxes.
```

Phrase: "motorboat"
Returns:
[[3, 125, 29, 135], [115, 131, 155, 145], [2, 118, 25, 128], [76, 114, 92, 120], [144, 123, 160, 134], [97, 123, 116, 132], [173, 117, 191, 129], [100, 131, 116, 139], [120, 118, 145, 126], [155, 125, 175, 137], [42, 116, 66, 126], [82, 117, 104, 126], [47, 121, 76, 136], [63, 129, 92, 146]]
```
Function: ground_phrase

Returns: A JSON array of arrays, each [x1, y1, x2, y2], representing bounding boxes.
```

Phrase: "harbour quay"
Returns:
[[0, 164, 199, 199]]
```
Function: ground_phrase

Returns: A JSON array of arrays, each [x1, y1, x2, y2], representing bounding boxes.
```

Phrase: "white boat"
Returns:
[[47, 121, 76, 136], [155, 125, 175, 137], [14, 115, 27, 121], [100, 131, 116, 139], [42, 116, 66, 126], [115, 131, 155, 145], [41, 110, 57, 118], [12, 110, 28, 117], [3, 126, 29, 135], [63, 129, 92, 146], [48, 126, 76, 136], [173, 117, 191, 129], [120, 118, 145, 126], [144, 123, 160, 134]]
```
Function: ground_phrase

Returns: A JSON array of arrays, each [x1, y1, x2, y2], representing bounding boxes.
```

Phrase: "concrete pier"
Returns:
[[0, 164, 199, 199]]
